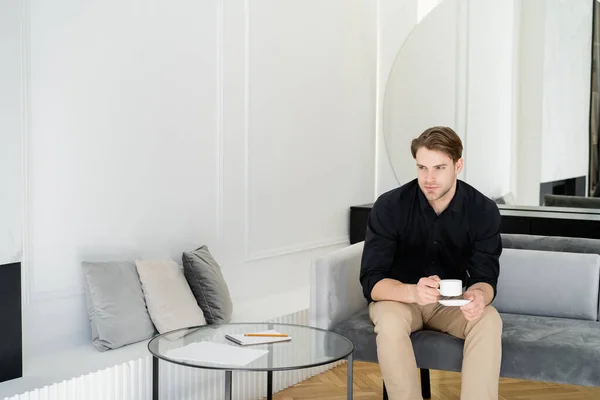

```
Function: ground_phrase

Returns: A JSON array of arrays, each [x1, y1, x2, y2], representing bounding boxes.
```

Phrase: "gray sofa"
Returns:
[[309, 233, 600, 398], [543, 193, 600, 209]]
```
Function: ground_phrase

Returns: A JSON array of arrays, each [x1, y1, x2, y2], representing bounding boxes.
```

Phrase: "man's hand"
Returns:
[[413, 275, 441, 305], [461, 288, 485, 321]]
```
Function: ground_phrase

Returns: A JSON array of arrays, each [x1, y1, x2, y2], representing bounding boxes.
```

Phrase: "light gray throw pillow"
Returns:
[[182, 245, 233, 324], [82, 261, 156, 351], [493, 248, 600, 320]]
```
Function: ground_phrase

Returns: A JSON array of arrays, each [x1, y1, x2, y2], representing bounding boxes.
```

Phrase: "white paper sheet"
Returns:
[[164, 341, 268, 366]]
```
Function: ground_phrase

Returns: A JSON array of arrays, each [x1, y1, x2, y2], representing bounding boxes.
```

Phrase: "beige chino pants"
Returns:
[[369, 299, 503, 400]]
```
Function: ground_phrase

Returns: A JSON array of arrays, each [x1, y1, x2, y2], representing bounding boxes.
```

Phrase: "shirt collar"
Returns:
[[418, 179, 464, 213]]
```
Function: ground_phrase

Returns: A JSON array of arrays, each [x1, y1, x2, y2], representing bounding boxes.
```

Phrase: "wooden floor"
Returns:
[[270, 361, 600, 400]]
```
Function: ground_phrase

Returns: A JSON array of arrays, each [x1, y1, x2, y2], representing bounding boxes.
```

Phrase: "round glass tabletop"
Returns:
[[147, 322, 354, 372]]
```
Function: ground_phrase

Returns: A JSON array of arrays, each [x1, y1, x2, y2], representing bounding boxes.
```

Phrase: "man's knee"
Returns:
[[467, 306, 503, 336], [369, 301, 418, 335]]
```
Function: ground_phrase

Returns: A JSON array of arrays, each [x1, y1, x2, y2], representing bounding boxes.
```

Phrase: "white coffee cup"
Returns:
[[438, 279, 463, 296]]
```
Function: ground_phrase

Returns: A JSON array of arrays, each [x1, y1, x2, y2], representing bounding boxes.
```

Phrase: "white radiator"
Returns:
[[5, 309, 344, 400]]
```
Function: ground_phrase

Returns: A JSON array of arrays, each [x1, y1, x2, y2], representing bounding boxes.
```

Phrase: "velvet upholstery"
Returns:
[[501, 233, 600, 255], [492, 248, 600, 320], [182, 245, 234, 324], [309, 242, 367, 330], [331, 309, 600, 386], [309, 235, 600, 388], [543, 194, 600, 209]]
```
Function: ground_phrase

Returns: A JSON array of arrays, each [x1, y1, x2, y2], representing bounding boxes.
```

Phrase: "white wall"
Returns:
[[0, 0, 23, 265], [15, 0, 376, 364]]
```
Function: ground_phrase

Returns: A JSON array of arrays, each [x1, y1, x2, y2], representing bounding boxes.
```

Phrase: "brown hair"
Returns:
[[410, 126, 463, 163]]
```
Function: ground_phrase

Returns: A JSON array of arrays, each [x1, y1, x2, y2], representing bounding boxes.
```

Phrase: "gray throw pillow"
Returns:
[[182, 245, 233, 324], [82, 261, 156, 351]]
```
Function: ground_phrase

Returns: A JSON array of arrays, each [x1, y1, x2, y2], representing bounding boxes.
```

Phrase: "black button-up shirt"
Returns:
[[359, 178, 502, 303]]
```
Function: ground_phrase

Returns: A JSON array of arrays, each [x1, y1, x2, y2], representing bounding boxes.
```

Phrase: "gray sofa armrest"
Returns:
[[309, 242, 368, 329]]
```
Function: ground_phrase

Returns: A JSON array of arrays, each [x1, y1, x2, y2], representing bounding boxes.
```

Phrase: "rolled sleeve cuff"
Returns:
[[362, 273, 387, 303]]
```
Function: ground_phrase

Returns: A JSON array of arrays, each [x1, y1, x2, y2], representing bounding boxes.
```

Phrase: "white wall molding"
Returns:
[[216, 0, 224, 240], [246, 236, 349, 263], [374, 0, 383, 199], [509, 0, 521, 199], [20, 0, 31, 307], [455, 0, 469, 180], [243, 0, 252, 262], [243, 0, 358, 262]]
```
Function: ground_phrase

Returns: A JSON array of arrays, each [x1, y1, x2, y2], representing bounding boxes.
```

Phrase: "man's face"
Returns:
[[415, 147, 463, 202]]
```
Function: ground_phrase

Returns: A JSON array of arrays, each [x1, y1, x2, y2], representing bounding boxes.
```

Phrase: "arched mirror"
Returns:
[[383, 0, 462, 188], [383, 0, 600, 208]]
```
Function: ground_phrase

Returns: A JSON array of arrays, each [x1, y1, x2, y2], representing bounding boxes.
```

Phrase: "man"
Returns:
[[359, 126, 503, 400]]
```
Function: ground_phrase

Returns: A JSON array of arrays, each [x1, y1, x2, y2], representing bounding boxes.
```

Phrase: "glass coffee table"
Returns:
[[147, 322, 354, 400]]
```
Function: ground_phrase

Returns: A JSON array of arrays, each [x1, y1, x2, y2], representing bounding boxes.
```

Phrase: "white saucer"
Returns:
[[438, 299, 471, 307]]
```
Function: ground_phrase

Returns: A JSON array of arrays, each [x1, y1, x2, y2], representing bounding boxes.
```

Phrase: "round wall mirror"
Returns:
[[382, 0, 599, 206], [383, 0, 460, 187]]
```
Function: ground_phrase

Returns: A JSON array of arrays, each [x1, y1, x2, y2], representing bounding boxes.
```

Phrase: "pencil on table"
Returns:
[[244, 333, 289, 337]]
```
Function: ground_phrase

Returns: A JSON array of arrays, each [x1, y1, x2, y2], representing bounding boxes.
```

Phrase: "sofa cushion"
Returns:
[[499, 313, 600, 386], [409, 313, 600, 387], [331, 307, 600, 387], [543, 194, 600, 209], [501, 233, 600, 255], [331, 307, 377, 363], [414, 313, 600, 387], [493, 248, 600, 320], [329, 307, 466, 368], [82, 261, 156, 351], [182, 245, 233, 324]]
